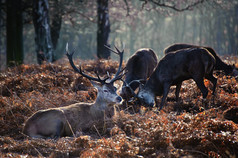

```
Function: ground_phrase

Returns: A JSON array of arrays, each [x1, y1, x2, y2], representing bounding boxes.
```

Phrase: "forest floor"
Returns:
[[0, 56, 238, 157]]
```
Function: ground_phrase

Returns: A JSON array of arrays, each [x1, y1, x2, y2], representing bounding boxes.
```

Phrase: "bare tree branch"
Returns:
[[123, 0, 130, 16], [63, 9, 96, 23], [140, 0, 206, 12]]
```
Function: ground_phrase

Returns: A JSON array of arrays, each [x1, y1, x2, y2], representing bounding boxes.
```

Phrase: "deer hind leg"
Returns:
[[205, 73, 217, 105], [191, 66, 208, 99], [193, 76, 208, 99], [205, 73, 217, 95], [193, 75, 211, 109]]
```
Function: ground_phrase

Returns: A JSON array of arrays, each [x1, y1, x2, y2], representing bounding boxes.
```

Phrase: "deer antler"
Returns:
[[66, 43, 108, 84], [104, 45, 124, 83], [121, 78, 137, 97]]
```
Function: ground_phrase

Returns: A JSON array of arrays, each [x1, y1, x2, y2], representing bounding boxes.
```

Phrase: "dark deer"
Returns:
[[164, 43, 238, 76], [120, 48, 158, 100], [23, 44, 124, 139], [137, 47, 217, 110]]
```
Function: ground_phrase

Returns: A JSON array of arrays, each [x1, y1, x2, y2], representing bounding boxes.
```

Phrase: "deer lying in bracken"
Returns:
[[164, 43, 238, 76], [120, 48, 158, 100], [137, 47, 217, 110], [23, 44, 124, 139]]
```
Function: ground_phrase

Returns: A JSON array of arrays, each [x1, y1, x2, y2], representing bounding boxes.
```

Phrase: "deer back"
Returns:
[[164, 43, 238, 76], [120, 48, 157, 100], [125, 48, 157, 85]]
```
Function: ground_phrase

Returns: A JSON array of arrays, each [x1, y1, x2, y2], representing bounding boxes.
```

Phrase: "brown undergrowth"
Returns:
[[0, 56, 237, 157]]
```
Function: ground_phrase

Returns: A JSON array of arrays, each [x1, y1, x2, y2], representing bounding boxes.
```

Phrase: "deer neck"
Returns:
[[89, 97, 110, 120]]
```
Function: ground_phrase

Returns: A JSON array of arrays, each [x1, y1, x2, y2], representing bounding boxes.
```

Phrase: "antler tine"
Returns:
[[66, 43, 106, 84], [121, 41, 125, 51], [114, 46, 121, 55], [112, 67, 126, 81], [65, 43, 74, 56], [94, 70, 109, 83], [106, 45, 124, 83], [114, 42, 124, 54], [104, 45, 119, 55], [121, 78, 137, 97]]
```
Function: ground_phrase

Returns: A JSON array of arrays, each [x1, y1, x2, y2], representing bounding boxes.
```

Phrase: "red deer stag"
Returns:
[[23, 44, 124, 139], [164, 43, 238, 76], [120, 48, 158, 100], [137, 47, 217, 110]]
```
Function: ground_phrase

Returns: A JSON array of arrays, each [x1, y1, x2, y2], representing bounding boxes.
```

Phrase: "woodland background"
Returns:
[[0, 0, 238, 70]]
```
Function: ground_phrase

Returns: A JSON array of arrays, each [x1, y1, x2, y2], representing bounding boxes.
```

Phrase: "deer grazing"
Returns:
[[120, 48, 158, 100], [137, 47, 217, 110], [164, 43, 238, 76], [23, 44, 124, 139]]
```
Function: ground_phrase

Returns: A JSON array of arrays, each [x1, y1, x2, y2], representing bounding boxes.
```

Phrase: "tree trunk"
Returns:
[[6, 0, 23, 67], [97, 0, 110, 59], [33, 0, 54, 64], [50, 0, 62, 61]]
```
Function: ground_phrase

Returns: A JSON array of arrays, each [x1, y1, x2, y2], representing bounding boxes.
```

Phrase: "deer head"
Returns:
[[120, 79, 146, 101], [65, 43, 124, 106], [231, 64, 238, 76]]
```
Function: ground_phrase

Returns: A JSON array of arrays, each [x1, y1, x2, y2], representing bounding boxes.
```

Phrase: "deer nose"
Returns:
[[116, 96, 122, 103]]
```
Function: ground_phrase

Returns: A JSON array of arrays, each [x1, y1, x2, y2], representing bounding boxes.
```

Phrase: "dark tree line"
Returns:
[[0, 0, 237, 68], [6, 0, 23, 67], [3, 0, 56, 66], [97, 0, 111, 59], [1, 0, 112, 67]]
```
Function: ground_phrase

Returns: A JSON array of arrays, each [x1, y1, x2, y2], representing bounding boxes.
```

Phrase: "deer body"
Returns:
[[120, 48, 158, 100], [23, 83, 121, 139], [164, 43, 238, 76], [23, 44, 124, 139], [138, 47, 217, 110], [23, 104, 90, 138]]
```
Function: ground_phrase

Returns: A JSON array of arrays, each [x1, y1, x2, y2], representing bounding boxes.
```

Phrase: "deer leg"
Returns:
[[193, 77, 208, 99], [205, 73, 217, 95], [175, 82, 182, 102], [174, 82, 182, 112], [159, 83, 171, 111], [205, 73, 217, 105], [193, 77, 209, 109], [53, 120, 64, 139]]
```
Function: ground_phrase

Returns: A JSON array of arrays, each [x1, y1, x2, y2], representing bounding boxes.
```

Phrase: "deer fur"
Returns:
[[23, 44, 124, 139], [164, 43, 238, 76], [23, 82, 122, 139], [138, 47, 217, 110], [120, 48, 158, 100]]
